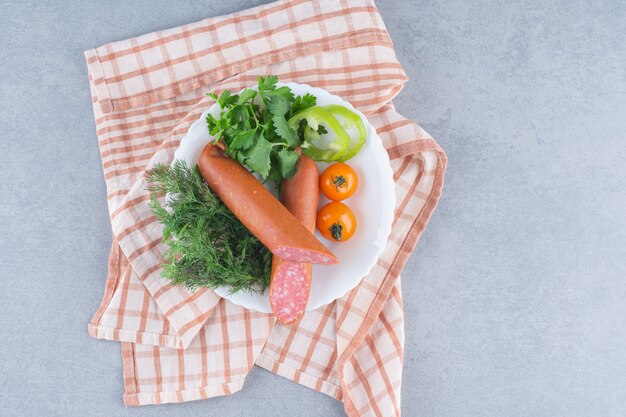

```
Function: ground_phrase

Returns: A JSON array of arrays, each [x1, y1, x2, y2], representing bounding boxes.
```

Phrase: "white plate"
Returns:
[[172, 82, 395, 313]]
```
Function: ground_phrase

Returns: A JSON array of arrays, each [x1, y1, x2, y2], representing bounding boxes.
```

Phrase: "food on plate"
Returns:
[[288, 104, 366, 163], [316, 201, 357, 242], [319, 162, 359, 201], [146, 160, 272, 293], [198, 143, 338, 265], [206, 76, 366, 185], [206, 75, 320, 184], [270, 154, 318, 324], [322, 105, 367, 161], [148, 76, 369, 296]]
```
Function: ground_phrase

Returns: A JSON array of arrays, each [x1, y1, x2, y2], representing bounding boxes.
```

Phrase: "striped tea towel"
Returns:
[[85, 0, 446, 415]]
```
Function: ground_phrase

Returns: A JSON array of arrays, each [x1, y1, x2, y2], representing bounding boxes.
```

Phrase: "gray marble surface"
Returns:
[[1, 1, 625, 416]]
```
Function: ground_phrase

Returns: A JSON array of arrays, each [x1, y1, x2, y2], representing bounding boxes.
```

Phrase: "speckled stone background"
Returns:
[[1, 1, 625, 416]]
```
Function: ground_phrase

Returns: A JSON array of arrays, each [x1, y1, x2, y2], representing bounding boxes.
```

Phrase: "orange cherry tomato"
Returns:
[[316, 202, 357, 242], [319, 163, 358, 201]]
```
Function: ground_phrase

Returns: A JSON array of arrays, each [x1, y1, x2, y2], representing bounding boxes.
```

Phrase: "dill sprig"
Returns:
[[146, 160, 271, 294]]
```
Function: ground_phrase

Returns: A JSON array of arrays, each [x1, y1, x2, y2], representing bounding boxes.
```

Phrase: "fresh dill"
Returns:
[[146, 160, 271, 294]]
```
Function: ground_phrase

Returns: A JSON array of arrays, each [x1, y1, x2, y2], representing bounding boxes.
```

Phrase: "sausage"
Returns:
[[198, 143, 337, 265], [270, 260, 311, 324], [270, 155, 318, 324]]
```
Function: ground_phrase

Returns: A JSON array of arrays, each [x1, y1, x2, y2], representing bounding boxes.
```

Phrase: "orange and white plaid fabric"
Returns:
[[85, 0, 446, 415]]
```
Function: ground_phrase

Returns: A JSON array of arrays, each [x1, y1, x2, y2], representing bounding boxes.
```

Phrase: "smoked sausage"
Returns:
[[197, 143, 337, 265], [270, 154, 318, 324]]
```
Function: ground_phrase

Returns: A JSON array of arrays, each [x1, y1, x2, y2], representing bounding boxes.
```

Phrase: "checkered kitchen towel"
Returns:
[[85, 0, 446, 415]]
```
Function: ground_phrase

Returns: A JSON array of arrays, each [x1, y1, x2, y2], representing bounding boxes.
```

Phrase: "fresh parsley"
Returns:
[[206, 76, 317, 184]]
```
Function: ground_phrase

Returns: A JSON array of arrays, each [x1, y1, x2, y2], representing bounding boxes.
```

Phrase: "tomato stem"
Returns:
[[331, 175, 347, 191], [329, 223, 343, 241]]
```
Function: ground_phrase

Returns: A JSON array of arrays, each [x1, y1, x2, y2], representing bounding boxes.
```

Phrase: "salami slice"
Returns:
[[270, 154, 319, 324], [270, 260, 311, 324]]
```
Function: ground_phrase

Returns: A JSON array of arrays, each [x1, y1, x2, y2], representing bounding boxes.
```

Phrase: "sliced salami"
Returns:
[[273, 247, 335, 265], [270, 259, 311, 324], [270, 154, 319, 324]]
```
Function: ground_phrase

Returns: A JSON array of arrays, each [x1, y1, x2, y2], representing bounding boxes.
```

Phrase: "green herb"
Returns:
[[146, 161, 271, 294], [206, 76, 318, 184], [206, 76, 366, 180]]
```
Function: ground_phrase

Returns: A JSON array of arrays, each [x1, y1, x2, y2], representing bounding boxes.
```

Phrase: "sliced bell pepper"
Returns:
[[323, 105, 366, 162], [288, 106, 351, 161], [287, 105, 367, 162]]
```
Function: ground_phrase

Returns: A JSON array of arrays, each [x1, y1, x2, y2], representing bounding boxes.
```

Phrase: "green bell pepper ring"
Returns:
[[323, 105, 367, 162], [288, 106, 351, 161], [287, 105, 367, 162]]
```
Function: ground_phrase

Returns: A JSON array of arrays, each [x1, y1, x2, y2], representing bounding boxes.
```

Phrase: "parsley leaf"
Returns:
[[265, 86, 294, 101], [276, 148, 299, 179], [272, 114, 299, 147], [289, 93, 317, 117], [218, 90, 237, 108], [267, 95, 290, 116], [229, 129, 256, 151], [206, 113, 220, 133], [267, 159, 283, 184], [258, 75, 278, 91], [237, 88, 257, 105], [243, 133, 274, 178]]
